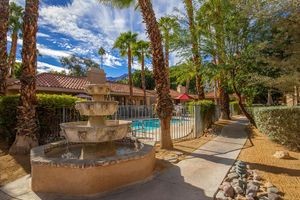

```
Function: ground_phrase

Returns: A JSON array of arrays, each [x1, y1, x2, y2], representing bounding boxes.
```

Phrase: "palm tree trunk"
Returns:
[[8, 31, 18, 78], [128, 48, 133, 104], [186, 79, 190, 94], [165, 31, 170, 89], [141, 52, 147, 105], [184, 0, 205, 100], [138, 0, 174, 149], [0, 0, 9, 96], [218, 80, 230, 120], [9, 0, 39, 155]]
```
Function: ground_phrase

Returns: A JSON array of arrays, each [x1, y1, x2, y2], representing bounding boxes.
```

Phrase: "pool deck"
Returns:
[[0, 117, 248, 200]]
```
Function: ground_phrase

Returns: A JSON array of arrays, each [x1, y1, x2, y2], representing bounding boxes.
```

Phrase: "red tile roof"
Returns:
[[10, 73, 152, 97], [36, 73, 88, 90]]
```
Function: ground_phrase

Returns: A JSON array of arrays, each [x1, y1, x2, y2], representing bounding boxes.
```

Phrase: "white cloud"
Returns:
[[37, 32, 51, 38], [37, 44, 71, 59], [37, 61, 69, 73]]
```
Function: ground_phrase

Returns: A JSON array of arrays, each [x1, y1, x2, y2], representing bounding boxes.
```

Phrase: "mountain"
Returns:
[[107, 73, 128, 82]]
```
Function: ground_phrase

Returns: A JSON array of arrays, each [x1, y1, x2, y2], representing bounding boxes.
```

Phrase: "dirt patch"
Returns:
[[0, 139, 30, 186], [238, 127, 300, 200]]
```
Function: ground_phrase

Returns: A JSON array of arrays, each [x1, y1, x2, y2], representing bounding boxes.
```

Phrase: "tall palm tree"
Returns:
[[183, 0, 205, 100], [113, 31, 138, 104], [10, 0, 39, 154], [200, 0, 231, 119], [133, 40, 150, 105], [98, 46, 106, 69], [0, 0, 9, 96], [8, 2, 23, 78], [158, 16, 180, 89], [99, 0, 174, 149]]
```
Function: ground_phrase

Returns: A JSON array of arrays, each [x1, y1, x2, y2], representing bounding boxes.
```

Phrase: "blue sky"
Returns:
[[9, 0, 184, 77]]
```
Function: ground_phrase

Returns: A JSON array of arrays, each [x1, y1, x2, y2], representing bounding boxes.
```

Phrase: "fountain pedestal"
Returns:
[[30, 68, 155, 195]]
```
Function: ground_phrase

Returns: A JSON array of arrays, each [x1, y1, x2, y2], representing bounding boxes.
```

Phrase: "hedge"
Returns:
[[0, 94, 83, 145], [252, 106, 300, 151], [188, 100, 216, 130]]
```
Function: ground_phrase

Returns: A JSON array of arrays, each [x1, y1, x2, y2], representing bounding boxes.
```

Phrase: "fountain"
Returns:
[[30, 68, 155, 195]]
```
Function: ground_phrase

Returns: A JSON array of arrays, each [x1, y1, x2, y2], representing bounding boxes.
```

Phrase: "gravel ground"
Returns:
[[237, 127, 300, 200]]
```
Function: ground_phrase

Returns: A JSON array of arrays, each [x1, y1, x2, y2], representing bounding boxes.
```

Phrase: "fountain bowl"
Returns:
[[31, 138, 155, 195], [60, 120, 131, 143], [75, 101, 119, 116]]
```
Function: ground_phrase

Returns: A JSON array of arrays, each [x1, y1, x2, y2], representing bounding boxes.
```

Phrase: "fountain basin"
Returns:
[[84, 84, 110, 95], [75, 101, 118, 116], [31, 139, 155, 195], [60, 120, 131, 143]]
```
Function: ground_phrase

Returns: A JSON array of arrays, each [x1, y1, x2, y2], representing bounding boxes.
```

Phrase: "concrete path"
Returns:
[[0, 117, 248, 200]]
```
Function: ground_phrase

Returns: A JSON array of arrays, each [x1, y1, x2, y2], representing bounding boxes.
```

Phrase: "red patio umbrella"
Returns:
[[175, 93, 194, 101]]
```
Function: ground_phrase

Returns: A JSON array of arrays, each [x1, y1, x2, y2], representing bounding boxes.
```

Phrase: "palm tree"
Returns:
[[8, 2, 23, 78], [99, 0, 174, 149], [183, 0, 205, 100], [10, 0, 39, 154], [199, 0, 231, 119], [158, 16, 180, 89], [98, 46, 106, 69], [113, 31, 138, 104], [0, 0, 9, 96], [132, 40, 150, 105], [172, 59, 196, 93]]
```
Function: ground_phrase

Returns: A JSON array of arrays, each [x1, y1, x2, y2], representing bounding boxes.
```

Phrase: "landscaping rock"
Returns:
[[222, 182, 235, 198], [273, 151, 290, 159], [228, 172, 239, 180], [268, 192, 280, 200], [267, 186, 279, 194], [254, 174, 262, 181], [246, 182, 259, 197], [215, 190, 227, 200], [246, 194, 255, 200], [233, 185, 244, 194], [231, 178, 239, 186], [258, 196, 268, 200]]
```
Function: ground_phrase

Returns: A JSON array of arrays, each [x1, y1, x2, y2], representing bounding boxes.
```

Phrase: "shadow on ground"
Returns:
[[32, 164, 212, 200]]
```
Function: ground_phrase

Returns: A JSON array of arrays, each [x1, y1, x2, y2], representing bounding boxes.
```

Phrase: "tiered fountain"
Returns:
[[31, 68, 155, 195]]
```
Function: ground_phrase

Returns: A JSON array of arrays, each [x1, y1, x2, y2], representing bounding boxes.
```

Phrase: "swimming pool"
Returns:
[[131, 118, 186, 132]]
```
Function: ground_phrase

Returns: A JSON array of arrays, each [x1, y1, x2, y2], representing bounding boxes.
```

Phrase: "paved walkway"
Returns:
[[0, 117, 248, 200]]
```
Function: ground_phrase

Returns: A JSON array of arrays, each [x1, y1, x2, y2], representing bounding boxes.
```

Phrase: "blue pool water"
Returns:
[[131, 118, 185, 131]]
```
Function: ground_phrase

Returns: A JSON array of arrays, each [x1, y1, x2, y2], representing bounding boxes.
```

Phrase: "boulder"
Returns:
[[227, 172, 239, 180], [246, 182, 259, 197], [233, 185, 244, 195], [267, 186, 279, 194], [223, 184, 235, 198], [268, 192, 281, 200], [215, 190, 227, 200], [273, 151, 290, 159]]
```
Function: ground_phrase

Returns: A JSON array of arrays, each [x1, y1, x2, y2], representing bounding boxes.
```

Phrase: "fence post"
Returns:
[[194, 105, 203, 137]]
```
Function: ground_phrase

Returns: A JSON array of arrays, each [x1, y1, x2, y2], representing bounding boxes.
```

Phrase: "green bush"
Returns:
[[252, 106, 300, 151], [230, 101, 242, 115], [0, 94, 83, 144], [188, 100, 216, 129]]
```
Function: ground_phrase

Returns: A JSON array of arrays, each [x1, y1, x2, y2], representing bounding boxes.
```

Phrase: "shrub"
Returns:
[[230, 101, 242, 115], [252, 106, 300, 151], [0, 94, 83, 144]]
